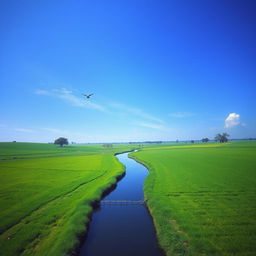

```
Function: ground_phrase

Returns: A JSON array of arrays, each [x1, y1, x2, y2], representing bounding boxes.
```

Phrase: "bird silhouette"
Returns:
[[82, 93, 93, 99]]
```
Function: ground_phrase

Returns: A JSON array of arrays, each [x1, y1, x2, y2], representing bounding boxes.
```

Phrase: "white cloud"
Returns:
[[135, 121, 170, 131], [169, 112, 196, 118], [110, 102, 164, 123], [224, 113, 240, 128], [15, 128, 36, 133], [35, 88, 106, 112]]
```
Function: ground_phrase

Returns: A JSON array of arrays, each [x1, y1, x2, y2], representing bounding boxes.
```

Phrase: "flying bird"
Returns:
[[82, 93, 93, 99]]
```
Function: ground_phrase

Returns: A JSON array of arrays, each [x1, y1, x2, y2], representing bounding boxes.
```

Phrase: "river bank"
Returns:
[[78, 152, 164, 256]]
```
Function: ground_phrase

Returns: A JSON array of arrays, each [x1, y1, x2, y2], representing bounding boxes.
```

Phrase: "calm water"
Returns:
[[78, 152, 164, 256]]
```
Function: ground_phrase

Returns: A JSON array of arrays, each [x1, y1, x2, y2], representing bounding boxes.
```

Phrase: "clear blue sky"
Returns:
[[1, 0, 255, 143]]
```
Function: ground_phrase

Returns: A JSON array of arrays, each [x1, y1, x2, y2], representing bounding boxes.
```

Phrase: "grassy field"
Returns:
[[0, 142, 134, 256], [131, 141, 256, 256]]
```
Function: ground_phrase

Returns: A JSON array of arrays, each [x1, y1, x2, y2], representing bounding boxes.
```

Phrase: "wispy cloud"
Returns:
[[110, 102, 164, 123], [135, 121, 170, 131], [35, 88, 106, 112], [224, 113, 240, 128], [42, 127, 69, 134], [42, 127, 89, 138], [34, 89, 50, 96], [15, 128, 36, 133], [169, 112, 196, 118], [0, 124, 7, 128]]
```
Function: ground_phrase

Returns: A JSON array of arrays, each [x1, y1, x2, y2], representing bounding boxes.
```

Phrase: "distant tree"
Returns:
[[222, 132, 230, 142], [102, 143, 113, 148], [191, 140, 195, 143], [176, 139, 179, 143], [54, 137, 69, 147], [215, 133, 229, 143], [215, 133, 222, 142], [202, 138, 209, 143]]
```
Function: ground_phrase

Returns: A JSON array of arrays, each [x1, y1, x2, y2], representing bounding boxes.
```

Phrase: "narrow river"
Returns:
[[78, 152, 164, 256]]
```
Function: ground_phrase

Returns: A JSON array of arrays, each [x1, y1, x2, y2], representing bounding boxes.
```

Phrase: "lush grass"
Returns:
[[131, 141, 256, 256], [0, 142, 132, 160], [0, 142, 135, 256]]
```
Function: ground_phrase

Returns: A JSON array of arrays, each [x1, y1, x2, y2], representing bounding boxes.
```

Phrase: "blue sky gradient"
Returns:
[[1, 0, 255, 142]]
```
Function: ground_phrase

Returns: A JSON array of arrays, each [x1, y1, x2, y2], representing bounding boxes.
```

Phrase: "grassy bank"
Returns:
[[0, 142, 134, 256], [130, 141, 256, 256]]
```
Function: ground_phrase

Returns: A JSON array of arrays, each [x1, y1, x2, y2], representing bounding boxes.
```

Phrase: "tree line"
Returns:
[[200, 133, 230, 143], [53, 132, 230, 147]]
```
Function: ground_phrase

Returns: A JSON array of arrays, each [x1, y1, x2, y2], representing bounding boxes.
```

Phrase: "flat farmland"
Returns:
[[131, 141, 256, 256], [0, 143, 133, 256]]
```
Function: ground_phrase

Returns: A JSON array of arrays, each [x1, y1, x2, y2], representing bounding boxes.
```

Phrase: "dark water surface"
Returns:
[[79, 152, 164, 256]]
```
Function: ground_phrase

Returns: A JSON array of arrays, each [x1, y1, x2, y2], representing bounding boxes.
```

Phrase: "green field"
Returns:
[[0, 142, 134, 256], [2, 141, 256, 256], [131, 141, 256, 256]]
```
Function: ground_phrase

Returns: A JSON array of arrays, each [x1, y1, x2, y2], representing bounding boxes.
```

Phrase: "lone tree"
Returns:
[[54, 137, 69, 147], [215, 133, 229, 143], [102, 143, 113, 148], [202, 138, 209, 143]]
